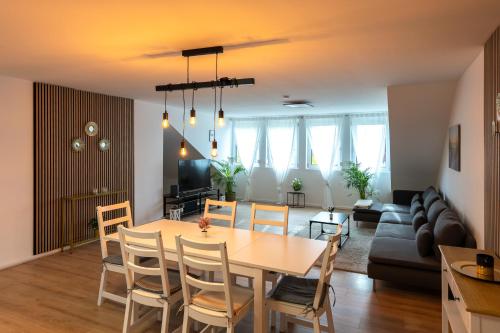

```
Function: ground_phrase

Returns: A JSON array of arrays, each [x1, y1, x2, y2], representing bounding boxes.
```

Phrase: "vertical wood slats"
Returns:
[[484, 28, 500, 256], [34, 82, 134, 255]]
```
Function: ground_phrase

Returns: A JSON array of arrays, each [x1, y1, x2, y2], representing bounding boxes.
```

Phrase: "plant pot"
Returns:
[[225, 191, 236, 202], [329, 213, 333, 220], [292, 185, 302, 192]]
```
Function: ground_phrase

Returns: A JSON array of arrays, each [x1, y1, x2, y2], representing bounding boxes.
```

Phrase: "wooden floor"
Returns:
[[0, 241, 441, 333]]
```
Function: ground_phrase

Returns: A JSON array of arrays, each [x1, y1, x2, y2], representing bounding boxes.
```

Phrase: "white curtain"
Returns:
[[305, 117, 343, 209], [350, 113, 391, 201], [266, 118, 297, 203], [233, 119, 262, 201]]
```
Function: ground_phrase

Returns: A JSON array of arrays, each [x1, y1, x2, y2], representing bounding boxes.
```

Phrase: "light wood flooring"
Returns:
[[0, 241, 441, 333]]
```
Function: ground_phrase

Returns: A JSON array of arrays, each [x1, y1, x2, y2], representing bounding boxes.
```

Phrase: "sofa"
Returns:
[[366, 186, 476, 290]]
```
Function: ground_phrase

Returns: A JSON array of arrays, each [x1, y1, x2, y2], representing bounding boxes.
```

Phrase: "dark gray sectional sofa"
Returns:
[[366, 186, 476, 290]]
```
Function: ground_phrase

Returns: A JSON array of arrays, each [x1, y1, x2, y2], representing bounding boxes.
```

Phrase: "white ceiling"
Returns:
[[0, 1, 499, 116]]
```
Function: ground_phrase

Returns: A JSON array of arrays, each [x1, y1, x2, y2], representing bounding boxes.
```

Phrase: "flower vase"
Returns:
[[329, 213, 333, 220]]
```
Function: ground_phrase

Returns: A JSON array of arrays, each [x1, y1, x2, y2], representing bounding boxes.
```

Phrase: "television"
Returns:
[[178, 159, 211, 193]]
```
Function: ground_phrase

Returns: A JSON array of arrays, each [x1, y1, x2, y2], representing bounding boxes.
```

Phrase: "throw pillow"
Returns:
[[423, 191, 440, 212], [426, 200, 448, 227], [422, 186, 436, 200], [411, 193, 421, 205], [434, 209, 466, 248], [410, 201, 424, 217], [416, 223, 434, 257], [412, 210, 427, 232]]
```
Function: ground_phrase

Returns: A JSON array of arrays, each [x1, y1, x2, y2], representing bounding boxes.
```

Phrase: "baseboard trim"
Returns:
[[0, 248, 61, 271]]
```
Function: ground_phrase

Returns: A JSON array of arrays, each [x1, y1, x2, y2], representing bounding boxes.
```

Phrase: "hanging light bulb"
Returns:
[[162, 91, 169, 128], [211, 140, 218, 158], [218, 86, 225, 127], [190, 83, 197, 126], [180, 140, 187, 157]]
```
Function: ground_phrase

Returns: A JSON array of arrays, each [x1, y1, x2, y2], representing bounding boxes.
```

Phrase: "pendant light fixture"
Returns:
[[218, 86, 225, 127], [179, 89, 188, 157], [190, 84, 197, 126], [211, 53, 219, 158], [162, 91, 169, 128]]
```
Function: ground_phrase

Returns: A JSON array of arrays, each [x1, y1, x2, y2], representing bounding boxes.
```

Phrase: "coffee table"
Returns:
[[309, 211, 350, 248]]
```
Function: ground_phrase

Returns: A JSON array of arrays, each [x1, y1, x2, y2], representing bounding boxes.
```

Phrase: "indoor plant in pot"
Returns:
[[341, 161, 374, 200], [291, 177, 303, 192], [211, 159, 246, 202]]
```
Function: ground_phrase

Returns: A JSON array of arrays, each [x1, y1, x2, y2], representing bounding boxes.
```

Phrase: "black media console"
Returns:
[[163, 188, 220, 218]]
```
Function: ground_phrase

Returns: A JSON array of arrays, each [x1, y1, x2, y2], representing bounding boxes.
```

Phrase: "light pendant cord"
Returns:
[[213, 53, 218, 137], [182, 89, 186, 138]]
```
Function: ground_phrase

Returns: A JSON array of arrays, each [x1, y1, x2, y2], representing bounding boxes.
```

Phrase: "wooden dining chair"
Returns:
[[267, 224, 342, 333], [204, 199, 237, 228], [96, 201, 133, 306], [175, 235, 254, 333], [118, 226, 184, 333]]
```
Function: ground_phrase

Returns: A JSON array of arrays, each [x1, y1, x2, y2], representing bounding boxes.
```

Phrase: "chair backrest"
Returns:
[[118, 225, 174, 297], [175, 235, 234, 318], [203, 199, 237, 228], [96, 201, 133, 259], [249, 203, 289, 235], [313, 224, 342, 310]]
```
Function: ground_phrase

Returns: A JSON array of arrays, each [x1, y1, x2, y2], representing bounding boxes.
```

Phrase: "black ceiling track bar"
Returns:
[[156, 77, 255, 92], [182, 46, 224, 57]]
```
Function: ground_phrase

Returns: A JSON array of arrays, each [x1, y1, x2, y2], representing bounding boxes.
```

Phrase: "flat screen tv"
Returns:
[[178, 159, 211, 193]]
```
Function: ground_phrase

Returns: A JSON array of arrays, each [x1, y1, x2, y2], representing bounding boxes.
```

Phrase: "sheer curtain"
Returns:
[[233, 119, 262, 201], [350, 113, 391, 201], [266, 118, 298, 203], [305, 117, 343, 209]]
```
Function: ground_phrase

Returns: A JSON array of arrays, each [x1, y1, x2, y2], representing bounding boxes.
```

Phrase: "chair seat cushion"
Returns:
[[192, 285, 253, 315], [269, 275, 323, 307], [103, 254, 123, 266], [135, 269, 185, 294], [375, 223, 416, 240], [381, 204, 411, 214], [379, 212, 413, 225], [368, 237, 441, 272]]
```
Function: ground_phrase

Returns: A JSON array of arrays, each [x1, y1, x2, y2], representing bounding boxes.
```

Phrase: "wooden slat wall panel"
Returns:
[[485, 28, 500, 256], [34, 82, 134, 255]]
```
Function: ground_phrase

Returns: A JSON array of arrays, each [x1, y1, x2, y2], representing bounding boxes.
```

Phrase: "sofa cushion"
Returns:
[[422, 186, 436, 200], [379, 212, 413, 225], [423, 191, 440, 212], [381, 203, 411, 214], [426, 200, 448, 227], [368, 237, 441, 272], [412, 211, 427, 231], [375, 223, 416, 240], [411, 193, 422, 205], [410, 201, 424, 217], [416, 223, 434, 257], [434, 209, 466, 248]]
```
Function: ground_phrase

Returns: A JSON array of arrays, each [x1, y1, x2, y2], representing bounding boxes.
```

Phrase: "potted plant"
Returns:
[[341, 161, 374, 200], [89, 217, 99, 238], [291, 177, 303, 192], [211, 159, 246, 202]]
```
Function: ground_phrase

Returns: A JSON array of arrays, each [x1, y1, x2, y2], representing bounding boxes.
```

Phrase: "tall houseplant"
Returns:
[[211, 160, 246, 202], [341, 162, 374, 200]]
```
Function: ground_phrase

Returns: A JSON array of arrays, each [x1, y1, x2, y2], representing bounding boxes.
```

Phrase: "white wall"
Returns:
[[0, 76, 34, 269], [437, 50, 485, 248], [388, 80, 457, 190]]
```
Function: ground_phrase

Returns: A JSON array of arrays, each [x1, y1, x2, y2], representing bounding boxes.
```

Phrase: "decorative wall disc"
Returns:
[[72, 138, 85, 152], [98, 138, 110, 151], [85, 121, 98, 136]]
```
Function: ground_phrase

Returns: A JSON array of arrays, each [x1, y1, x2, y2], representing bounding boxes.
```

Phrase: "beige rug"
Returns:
[[188, 202, 375, 274]]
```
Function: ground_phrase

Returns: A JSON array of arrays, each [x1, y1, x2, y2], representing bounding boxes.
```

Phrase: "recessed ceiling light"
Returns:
[[283, 100, 313, 108]]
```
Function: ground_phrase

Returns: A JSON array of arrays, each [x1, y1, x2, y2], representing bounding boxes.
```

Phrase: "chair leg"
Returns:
[[160, 303, 170, 333], [312, 316, 321, 333], [97, 266, 108, 306], [325, 297, 335, 333], [122, 295, 133, 333], [271, 275, 278, 328], [372, 279, 376, 292], [182, 309, 191, 333], [227, 324, 235, 333]]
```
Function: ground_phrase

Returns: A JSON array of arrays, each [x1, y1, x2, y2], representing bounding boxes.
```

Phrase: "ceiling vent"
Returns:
[[283, 100, 314, 108]]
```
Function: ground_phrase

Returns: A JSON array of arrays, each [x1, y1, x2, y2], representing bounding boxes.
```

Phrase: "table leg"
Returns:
[[253, 269, 267, 333], [309, 221, 312, 239]]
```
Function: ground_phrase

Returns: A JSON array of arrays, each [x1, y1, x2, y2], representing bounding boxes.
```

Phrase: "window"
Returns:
[[266, 119, 298, 169], [305, 122, 342, 170], [351, 123, 387, 170]]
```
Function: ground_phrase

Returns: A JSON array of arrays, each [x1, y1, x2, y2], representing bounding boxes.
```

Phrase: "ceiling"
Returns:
[[0, 0, 499, 116]]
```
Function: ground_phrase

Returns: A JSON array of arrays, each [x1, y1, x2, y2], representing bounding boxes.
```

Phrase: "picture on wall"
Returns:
[[449, 124, 461, 171]]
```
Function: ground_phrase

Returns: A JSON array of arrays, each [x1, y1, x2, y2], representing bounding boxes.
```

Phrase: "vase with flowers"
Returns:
[[291, 177, 303, 192], [327, 206, 335, 220], [198, 216, 211, 234]]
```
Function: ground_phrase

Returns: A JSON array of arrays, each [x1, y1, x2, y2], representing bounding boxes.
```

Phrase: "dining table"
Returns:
[[106, 219, 328, 333]]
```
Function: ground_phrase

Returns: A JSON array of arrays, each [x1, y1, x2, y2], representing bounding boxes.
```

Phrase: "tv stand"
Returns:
[[163, 188, 220, 218]]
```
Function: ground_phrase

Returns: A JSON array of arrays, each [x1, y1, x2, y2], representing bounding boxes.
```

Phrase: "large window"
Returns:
[[350, 115, 388, 171]]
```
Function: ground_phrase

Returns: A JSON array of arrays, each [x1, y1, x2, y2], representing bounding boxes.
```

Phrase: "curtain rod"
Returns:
[[229, 111, 388, 121]]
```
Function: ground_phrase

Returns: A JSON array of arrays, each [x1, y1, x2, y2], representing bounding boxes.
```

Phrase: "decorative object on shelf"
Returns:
[[71, 138, 85, 152], [101, 186, 108, 193], [451, 259, 500, 283], [449, 124, 461, 171], [341, 161, 374, 200], [211, 159, 246, 202], [92, 188, 99, 195], [291, 177, 303, 191], [98, 138, 110, 151], [85, 121, 98, 136], [89, 217, 98, 238], [328, 206, 335, 220], [155, 46, 255, 157], [198, 216, 211, 233]]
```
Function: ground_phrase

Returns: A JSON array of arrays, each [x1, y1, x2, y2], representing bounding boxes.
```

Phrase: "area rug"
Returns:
[[188, 202, 376, 274]]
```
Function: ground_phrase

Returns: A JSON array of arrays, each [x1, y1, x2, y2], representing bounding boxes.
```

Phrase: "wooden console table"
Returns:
[[440, 245, 500, 333], [61, 190, 127, 252]]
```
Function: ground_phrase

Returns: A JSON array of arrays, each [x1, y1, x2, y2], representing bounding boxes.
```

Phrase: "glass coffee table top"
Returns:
[[309, 211, 348, 224], [309, 211, 350, 248]]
